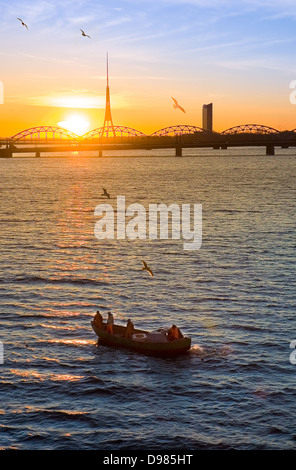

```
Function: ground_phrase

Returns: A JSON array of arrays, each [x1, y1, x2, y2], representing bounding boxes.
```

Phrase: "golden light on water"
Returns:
[[48, 339, 93, 346], [40, 323, 76, 330], [10, 368, 84, 382]]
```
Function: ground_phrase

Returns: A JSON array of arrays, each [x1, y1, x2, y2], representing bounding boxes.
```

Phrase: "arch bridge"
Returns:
[[221, 124, 279, 135], [150, 125, 209, 137], [11, 126, 79, 141], [3, 122, 295, 158], [82, 126, 147, 140]]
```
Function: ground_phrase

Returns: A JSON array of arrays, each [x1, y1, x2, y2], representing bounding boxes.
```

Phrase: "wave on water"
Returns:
[[1, 154, 295, 450], [0, 275, 107, 286], [230, 324, 272, 333], [190, 343, 233, 359], [8, 368, 85, 383], [190, 344, 204, 355]]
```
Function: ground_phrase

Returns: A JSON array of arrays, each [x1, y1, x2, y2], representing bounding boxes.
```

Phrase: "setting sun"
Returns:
[[58, 114, 90, 136]]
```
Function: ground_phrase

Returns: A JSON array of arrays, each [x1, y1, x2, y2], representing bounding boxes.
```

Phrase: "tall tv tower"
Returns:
[[102, 53, 115, 137]]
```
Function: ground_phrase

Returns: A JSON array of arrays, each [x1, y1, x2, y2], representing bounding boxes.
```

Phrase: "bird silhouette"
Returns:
[[80, 29, 91, 38], [102, 188, 110, 198], [171, 97, 186, 113], [17, 18, 28, 29], [142, 260, 153, 277]]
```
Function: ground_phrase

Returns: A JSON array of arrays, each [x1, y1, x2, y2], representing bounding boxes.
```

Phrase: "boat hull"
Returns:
[[91, 322, 191, 356]]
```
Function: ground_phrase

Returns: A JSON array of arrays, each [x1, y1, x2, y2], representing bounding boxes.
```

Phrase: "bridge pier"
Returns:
[[175, 134, 182, 156], [36, 151, 40, 158], [0, 148, 12, 158], [266, 144, 275, 156], [175, 146, 182, 157]]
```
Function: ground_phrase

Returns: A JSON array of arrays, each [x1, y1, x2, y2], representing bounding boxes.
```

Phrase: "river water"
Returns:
[[0, 147, 295, 450]]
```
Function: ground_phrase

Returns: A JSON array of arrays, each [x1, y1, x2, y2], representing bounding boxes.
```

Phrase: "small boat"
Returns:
[[91, 321, 191, 356]]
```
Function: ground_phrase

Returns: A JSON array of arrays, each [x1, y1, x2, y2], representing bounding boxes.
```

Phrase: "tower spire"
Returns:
[[102, 52, 115, 137], [107, 52, 109, 86]]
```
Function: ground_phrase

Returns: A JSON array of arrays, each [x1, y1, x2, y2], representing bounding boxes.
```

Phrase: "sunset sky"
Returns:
[[1, 0, 296, 137]]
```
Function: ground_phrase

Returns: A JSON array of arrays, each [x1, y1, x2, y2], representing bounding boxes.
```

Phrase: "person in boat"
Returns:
[[94, 310, 103, 329], [125, 319, 134, 339], [106, 311, 114, 334], [167, 324, 183, 341]]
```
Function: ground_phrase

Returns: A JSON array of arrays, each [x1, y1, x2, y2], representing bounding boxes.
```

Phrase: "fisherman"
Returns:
[[94, 310, 103, 329], [167, 324, 183, 341], [106, 311, 114, 334], [125, 319, 134, 339]]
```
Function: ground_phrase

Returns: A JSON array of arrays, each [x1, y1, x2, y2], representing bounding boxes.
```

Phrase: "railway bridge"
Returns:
[[1, 123, 296, 157]]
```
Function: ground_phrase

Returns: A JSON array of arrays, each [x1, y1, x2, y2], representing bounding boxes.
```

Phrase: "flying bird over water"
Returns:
[[171, 97, 185, 113], [17, 18, 28, 29], [102, 188, 110, 198], [80, 29, 91, 38], [142, 260, 153, 277]]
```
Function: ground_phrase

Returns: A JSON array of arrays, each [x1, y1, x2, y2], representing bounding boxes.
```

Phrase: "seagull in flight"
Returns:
[[102, 188, 110, 199], [171, 97, 186, 113], [142, 260, 153, 277], [80, 29, 91, 38], [17, 18, 28, 29]]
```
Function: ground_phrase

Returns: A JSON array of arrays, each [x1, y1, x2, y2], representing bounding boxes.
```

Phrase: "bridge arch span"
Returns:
[[150, 125, 208, 137], [11, 126, 79, 141], [82, 126, 146, 140], [221, 124, 279, 135]]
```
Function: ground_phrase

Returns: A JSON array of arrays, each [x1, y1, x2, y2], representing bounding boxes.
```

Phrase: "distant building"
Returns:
[[202, 103, 213, 132]]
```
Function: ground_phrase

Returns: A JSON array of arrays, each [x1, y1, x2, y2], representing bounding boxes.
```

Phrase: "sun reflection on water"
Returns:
[[9, 368, 84, 382], [48, 339, 93, 346]]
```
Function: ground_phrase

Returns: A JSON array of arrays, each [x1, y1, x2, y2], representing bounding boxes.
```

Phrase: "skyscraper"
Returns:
[[202, 103, 213, 132]]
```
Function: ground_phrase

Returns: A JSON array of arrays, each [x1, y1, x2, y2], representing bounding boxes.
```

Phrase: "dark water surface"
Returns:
[[0, 149, 295, 450]]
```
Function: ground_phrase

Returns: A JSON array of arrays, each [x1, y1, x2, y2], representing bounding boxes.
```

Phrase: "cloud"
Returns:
[[90, 74, 170, 81], [7, 88, 131, 109], [124, 0, 296, 19], [186, 36, 293, 55], [101, 16, 132, 28], [215, 57, 296, 74]]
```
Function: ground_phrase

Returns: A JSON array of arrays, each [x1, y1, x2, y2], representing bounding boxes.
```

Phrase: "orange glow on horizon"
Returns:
[[1, 96, 296, 138], [50, 95, 104, 109]]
